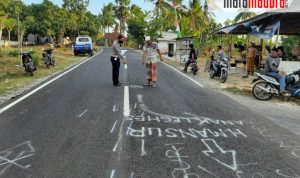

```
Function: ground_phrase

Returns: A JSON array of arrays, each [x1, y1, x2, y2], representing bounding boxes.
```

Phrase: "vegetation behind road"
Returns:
[[0, 46, 83, 95]]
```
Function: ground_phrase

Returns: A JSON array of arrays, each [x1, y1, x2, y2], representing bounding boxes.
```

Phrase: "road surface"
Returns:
[[0, 48, 299, 178]]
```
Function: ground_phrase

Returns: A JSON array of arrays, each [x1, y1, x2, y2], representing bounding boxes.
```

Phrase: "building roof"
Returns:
[[215, 0, 300, 36], [103, 31, 120, 40], [215, 12, 300, 35]]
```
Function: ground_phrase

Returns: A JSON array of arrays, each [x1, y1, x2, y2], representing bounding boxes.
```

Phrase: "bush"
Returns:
[[31, 53, 40, 66], [0, 49, 5, 57], [7, 49, 19, 57]]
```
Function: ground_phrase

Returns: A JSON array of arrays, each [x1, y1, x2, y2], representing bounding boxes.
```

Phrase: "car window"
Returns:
[[78, 38, 89, 42]]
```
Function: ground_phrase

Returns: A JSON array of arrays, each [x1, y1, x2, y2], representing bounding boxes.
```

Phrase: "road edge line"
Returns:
[[161, 61, 204, 88]]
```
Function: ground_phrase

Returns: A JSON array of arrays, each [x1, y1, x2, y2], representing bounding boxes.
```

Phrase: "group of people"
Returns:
[[110, 35, 162, 87], [110, 35, 287, 93], [183, 44, 226, 73]]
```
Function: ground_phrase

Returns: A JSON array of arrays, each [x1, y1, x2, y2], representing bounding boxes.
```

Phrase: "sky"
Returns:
[[21, 0, 238, 24]]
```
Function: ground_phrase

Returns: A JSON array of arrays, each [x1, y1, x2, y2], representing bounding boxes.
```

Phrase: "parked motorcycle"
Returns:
[[209, 57, 229, 83], [42, 48, 55, 69], [252, 69, 300, 100], [20, 52, 37, 76]]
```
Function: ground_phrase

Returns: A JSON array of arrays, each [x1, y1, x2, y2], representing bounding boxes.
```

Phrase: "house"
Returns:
[[175, 36, 194, 63], [157, 31, 177, 57], [103, 31, 120, 46]]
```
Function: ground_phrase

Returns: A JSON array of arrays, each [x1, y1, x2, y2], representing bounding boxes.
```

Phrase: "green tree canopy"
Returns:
[[99, 3, 116, 33]]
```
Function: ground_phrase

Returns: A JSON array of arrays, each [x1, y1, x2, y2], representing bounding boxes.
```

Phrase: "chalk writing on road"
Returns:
[[165, 143, 200, 178], [0, 141, 35, 175], [201, 139, 237, 171], [127, 127, 247, 139], [111, 94, 300, 177], [280, 141, 300, 159], [125, 114, 244, 126], [275, 169, 300, 178]]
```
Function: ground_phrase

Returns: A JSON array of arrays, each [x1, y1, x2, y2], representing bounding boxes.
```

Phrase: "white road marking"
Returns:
[[111, 120, 118, 134], [78, 109, 88, 118], [126, 121, 133, 136], [124, 86, 130, 117], [0, 49, 103, 114], [110, 169, 115, 178], [161, 61, 204, 88], [113, 137, 121, 152], [141, 139, 147, 156]]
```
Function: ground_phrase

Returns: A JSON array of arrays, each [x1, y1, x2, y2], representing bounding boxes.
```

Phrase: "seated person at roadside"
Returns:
[[217, 45, 226, 60], [277, 46, 286, 61], [264, 47, 286, 93]]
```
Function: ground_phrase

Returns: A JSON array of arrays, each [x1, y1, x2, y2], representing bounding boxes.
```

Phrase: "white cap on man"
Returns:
[[145, 36, 151, 42]]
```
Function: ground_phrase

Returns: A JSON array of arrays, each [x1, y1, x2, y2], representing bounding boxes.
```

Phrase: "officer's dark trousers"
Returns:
[[110, 56, 120, 85]]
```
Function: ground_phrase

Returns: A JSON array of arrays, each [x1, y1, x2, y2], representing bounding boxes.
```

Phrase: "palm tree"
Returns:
[[148, 0, 185, 34], [234, 11, 256, 23], [180, 0, 207, 37], [114, 0, 131, 35], [100, 3, 116, 33]]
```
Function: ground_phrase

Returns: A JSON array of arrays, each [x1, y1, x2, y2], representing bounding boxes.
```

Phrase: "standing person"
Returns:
[[142, 36, 163, 87], [111, 34, 127, 86], [183, 44, 197, 73], [244, 42, 256, 78], [204, 47, 212, 72]]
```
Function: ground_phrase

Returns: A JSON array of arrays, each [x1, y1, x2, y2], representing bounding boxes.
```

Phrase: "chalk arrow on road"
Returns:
[[201, 139, 238, 171]]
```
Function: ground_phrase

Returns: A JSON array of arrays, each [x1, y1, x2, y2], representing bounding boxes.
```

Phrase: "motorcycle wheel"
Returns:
[[220, 70, 228, 83], [252, 81, 274, 101], [29, 68, 33, 76]]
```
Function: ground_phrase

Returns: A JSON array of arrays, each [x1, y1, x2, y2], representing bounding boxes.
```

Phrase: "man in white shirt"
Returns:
[[142, 36, 163, 87]]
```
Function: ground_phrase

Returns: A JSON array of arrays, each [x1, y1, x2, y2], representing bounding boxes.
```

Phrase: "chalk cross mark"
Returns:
[[0, 141, 35, 175]]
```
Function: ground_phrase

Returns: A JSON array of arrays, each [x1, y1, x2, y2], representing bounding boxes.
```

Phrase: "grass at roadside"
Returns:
[[224, 87, 252, 96], [0, 45, 86, 96]]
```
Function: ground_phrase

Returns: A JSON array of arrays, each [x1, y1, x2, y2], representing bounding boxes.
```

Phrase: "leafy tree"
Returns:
[[234, 12, 256, 23], [0, 16, 7, 47], [127, 5, 147, 47], [114, 0, 131, 35], [63, 0, 90, 36], [99, 3, 116, 33], [0, 0, 11, 16], [223, 19, 234, 26], [4, 18, 17, 44], [282, 36, 299, 60]]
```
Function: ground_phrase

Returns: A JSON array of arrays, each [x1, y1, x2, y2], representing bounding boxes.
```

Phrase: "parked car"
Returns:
[[73, 36, 93, 56]]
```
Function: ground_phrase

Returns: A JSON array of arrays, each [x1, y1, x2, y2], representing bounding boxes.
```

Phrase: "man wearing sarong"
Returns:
[[142, 36, 163, 87], [244, 42, 256, 78]]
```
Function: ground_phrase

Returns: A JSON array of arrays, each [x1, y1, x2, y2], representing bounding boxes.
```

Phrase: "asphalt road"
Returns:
[[0, 48, 299, 178]]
